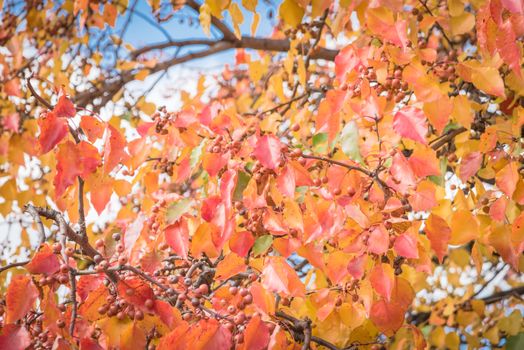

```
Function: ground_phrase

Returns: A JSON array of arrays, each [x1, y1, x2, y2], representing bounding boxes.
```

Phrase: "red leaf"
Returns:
[[201, 196, 221, 222], [77, 275, 104, 302], [393, 106, 428, 144], [459, 152, 483, 182], [334, 45, 362, 82], [347, 254, 366, 279], [425, 214, 451, 263], [80, 338, 105, 350], [2, 113, 20, 133], [368, 224, 389, 255], [53, 93, 76, 118], [38, 111, 68, 154], [253, 134, 282, 170], [165, 218, 189, 259], [370, 263, 395, 301], [394, 233, 419, 259], [54, 141, 101, 196], [229, 231, 255, 257], [117, 277, 155, 310], [6, 275, 39, 323], [370, 299, 405, 336], [238, 315, 270, 350], [276, 164, 296, 198], [194, 319, 233, 350], [25, 244, 60, 275], [104, 125, 126, 174], [0, 324, 31, 350]]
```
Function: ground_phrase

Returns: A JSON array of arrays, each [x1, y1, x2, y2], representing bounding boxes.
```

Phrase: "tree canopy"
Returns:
[[1, 0, 524, 349]]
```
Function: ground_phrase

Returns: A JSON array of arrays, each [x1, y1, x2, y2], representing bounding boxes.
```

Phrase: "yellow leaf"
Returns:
[[297, 56, 306, 87], [229, 2, 244, 39], [450, 12, 475, 36], [205, 0, 230, 18], [251, 12, 260, 36], [451, 95, 474, 128], [445, 332, 460, 350], [242, 0, 257, 12], [449, 248, 470, 268], [199, 3, 212, 36], [134, 69, 150, 81], [279, 0, 304, 28], [449, 210, 479, 245]]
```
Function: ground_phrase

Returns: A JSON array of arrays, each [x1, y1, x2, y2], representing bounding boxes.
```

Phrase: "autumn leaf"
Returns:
[[54, 141, 101, 196], [25, 243, 60, 275], [38, 111, 69, 154], [0, 325, 31, 350], [425, 214, 451, 263], [261, 256, 305, 297], [253, 134, 282, 170], [53, 93, 76, 118], [6, 275, 39, 323], [370, 263, 395, 301], [393, 106, 428, 144], [165, 218, 190, 260]]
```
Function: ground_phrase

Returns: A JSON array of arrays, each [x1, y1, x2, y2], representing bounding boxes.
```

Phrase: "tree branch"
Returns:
[[24, 205, 46, 246], [185, 0, 236, 41]]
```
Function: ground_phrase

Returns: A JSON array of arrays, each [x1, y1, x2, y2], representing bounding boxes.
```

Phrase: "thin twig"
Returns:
[[0, 260, 29, 274], [24, 205, 46, 246], [69, 270, 78, 335]]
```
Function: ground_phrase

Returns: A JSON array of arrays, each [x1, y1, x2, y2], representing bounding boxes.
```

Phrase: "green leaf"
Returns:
[[506, 332, 524, 350], [190, 143, 204, 168], [252, 235, 273, 256], [233, 171, 250, 201], [312, 132, 328, 154], [429, 157, 448, 186], [339, 121, 363, 163], [165, 199, 191, 224]]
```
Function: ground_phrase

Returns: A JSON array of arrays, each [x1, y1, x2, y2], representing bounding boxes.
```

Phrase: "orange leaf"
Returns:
[[450, 210, 479, 245], [80, 115, 106, 142], [425, 214, 451, 263], [104, 124, 126, 174], [54, 141, 101, 196], [53, 93, 76, 118], [496, 162, 519, 197], [6, 275, 38, 323], [261, 256, 305, 297], [370, 299, 405, 336], [38, 111, 68, 154], [214, 252, 246, 281], [25, 243, 60, 275], [370, 263, 395, 301], [238, 315, 270, 350]]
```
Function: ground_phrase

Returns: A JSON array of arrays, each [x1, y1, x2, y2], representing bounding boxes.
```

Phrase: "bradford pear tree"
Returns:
[[1, 0, 524, 349]]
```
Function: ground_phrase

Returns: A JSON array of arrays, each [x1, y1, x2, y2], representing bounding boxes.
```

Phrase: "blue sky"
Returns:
[[102, 1, 281, 111], [122, 1, 278, 68]]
